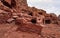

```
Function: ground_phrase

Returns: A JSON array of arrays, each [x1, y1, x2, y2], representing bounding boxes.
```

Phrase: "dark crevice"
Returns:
[[11, 0, 16, 8], [28, 12, 33, 16], [31, 18, 37, 24], [45, 19, 51, 24], [1, 0, 12, 8], [38, 12, 43, 15]]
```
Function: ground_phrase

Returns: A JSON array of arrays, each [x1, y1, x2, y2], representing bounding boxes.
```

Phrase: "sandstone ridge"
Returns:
[[0, 0, 60, 38]]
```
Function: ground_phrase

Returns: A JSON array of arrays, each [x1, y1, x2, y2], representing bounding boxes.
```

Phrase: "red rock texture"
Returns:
[[0, 0, 60, 38]]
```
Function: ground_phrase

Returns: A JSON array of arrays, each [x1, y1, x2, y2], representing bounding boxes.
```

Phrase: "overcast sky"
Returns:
[[27, 0, 60, 16]]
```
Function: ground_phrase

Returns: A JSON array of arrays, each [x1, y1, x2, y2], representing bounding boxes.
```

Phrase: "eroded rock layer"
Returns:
[[0, 0, 60, 38]]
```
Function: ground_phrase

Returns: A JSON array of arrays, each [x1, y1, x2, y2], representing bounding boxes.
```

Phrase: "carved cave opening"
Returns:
[[44, 19, 51, 24], [31, 18, 37, 24]]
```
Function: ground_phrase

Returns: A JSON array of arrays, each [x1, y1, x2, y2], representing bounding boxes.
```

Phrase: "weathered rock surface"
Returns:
[[0, 0, 60, 38]]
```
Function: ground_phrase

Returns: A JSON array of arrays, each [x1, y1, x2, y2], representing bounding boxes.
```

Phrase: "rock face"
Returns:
[[58, 15, 60, 21], [0, 0, 60, 38]]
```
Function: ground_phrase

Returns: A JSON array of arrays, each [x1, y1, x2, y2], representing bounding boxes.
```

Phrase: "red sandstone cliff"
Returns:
[[0, 0, 60, 38]]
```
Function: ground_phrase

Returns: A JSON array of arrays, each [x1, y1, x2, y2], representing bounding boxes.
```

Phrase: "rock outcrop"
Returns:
[[0, 0, 60, 38]]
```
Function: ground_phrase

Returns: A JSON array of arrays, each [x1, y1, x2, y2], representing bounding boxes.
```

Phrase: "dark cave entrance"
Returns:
[[44, 19, 51, 24], [31, 18, 37, 24]]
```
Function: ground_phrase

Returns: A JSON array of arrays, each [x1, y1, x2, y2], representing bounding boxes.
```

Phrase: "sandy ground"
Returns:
[[0, 23, 60, 38]]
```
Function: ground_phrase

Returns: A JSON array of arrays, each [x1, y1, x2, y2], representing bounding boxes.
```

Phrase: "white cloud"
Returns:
[[27, 0, 60, 15], [39, 0, 53, 2]]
